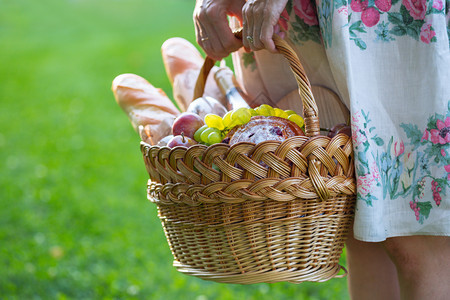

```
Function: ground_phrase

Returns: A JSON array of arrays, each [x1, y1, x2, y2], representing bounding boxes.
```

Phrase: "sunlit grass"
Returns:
[[0, 0, 349, 298]]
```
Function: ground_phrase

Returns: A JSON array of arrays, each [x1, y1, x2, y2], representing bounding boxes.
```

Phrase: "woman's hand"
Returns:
[[242, 0, 288, 52], [193, 0, 246, 61]]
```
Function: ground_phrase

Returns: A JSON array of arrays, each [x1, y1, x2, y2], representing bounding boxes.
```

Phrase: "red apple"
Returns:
[[336, 125, 352, 137], [167, 134, 198, 148], [172, 112, 204, 139], [328, 123, 347, 138]]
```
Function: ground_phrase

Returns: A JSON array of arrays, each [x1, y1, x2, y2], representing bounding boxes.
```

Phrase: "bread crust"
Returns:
[[228, 116, 304, 145]]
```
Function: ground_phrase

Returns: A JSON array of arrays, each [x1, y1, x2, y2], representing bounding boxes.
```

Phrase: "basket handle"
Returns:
[[193, 29, 320, 137]]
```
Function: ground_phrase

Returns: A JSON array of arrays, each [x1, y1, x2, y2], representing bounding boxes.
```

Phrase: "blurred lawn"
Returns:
[[0, 0, 349, 298]]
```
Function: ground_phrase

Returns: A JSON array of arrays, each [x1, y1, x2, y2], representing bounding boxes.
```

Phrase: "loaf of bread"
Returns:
[[161, 37, 227, 111], [112, 73, 180, 145]]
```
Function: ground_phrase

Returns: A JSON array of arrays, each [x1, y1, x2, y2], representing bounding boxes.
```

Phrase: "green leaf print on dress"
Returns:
[[349, 19, 368, 49], [286, 0, 322, 45], [317, 0, 335, 47], [353, 101, 450, 224], [347, 0, 445, 49], [352, 110, 383, 206], [375, 21, 395, 41], [242, 52, 256, 71]]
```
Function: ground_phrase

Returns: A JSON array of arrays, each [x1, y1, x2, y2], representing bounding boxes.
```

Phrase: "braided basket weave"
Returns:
[[141, 32, 356, 284]]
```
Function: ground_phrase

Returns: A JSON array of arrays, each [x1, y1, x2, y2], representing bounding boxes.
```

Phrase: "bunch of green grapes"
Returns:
[[193, 104, 305, 145]]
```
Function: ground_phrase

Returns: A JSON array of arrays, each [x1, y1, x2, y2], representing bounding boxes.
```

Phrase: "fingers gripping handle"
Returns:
[[193, 29, 320, 137]]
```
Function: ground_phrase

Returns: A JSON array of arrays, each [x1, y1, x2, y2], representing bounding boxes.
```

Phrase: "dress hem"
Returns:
[[354, 231, 450, 243]]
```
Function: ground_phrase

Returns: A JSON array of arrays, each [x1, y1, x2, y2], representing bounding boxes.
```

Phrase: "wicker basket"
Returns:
[[140, 32, 356, 284]]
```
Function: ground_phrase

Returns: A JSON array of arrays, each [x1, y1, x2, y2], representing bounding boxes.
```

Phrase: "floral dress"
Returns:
[[231, 0, 450, 242]]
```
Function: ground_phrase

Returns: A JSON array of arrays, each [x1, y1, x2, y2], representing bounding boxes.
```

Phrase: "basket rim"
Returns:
[[142, 132, 355, 202]]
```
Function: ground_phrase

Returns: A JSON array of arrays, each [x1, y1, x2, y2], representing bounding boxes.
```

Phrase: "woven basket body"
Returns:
[[141, 32, 356, 284]]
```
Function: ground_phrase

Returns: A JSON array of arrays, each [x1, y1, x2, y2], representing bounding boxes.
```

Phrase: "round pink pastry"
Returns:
[[228, 116, 305, 145]]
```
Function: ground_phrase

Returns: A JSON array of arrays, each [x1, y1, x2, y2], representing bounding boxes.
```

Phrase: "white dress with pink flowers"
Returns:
[[232, 0, 450, 241]]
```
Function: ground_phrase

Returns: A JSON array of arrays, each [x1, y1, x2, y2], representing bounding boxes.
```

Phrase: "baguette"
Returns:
[[161, 37, 226, 110], [112, 73, 180, 145]]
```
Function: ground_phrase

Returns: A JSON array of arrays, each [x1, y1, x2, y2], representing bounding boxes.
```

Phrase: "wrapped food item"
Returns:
[[161, 37, 227, 110], [186, 96, 228, 119], [157, 135, 174, 147], [112, 73, 180, 145]]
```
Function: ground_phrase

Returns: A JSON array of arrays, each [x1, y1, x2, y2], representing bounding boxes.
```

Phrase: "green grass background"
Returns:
[[0, 0, 349, 298]]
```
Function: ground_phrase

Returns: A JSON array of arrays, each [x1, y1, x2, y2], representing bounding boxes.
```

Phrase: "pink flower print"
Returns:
[[402, 0, 427, 20], [351, 111, 367, 146], [445, 165, 450, 180], [430, 130, 446, 144], [432, 0, 444, 11], [357, 162, 379, 196], [430, 116, 450, 144], [361, 7, 380, 27], [375, 0, 392, 12], [441, 149, 447, 157], [369, 160, 381, 180], [351, 123, 367, 146], [391, 140, 405, 157], [352, 111, 363, 126], [357, 175, 374, 197], [421, 129, 429, 141], [338, 6, 349, 16], [350, 0, 368, 12], [293, 0, 319, 26], [278, 9, 290, 31], [420, 22, 436, 44]]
